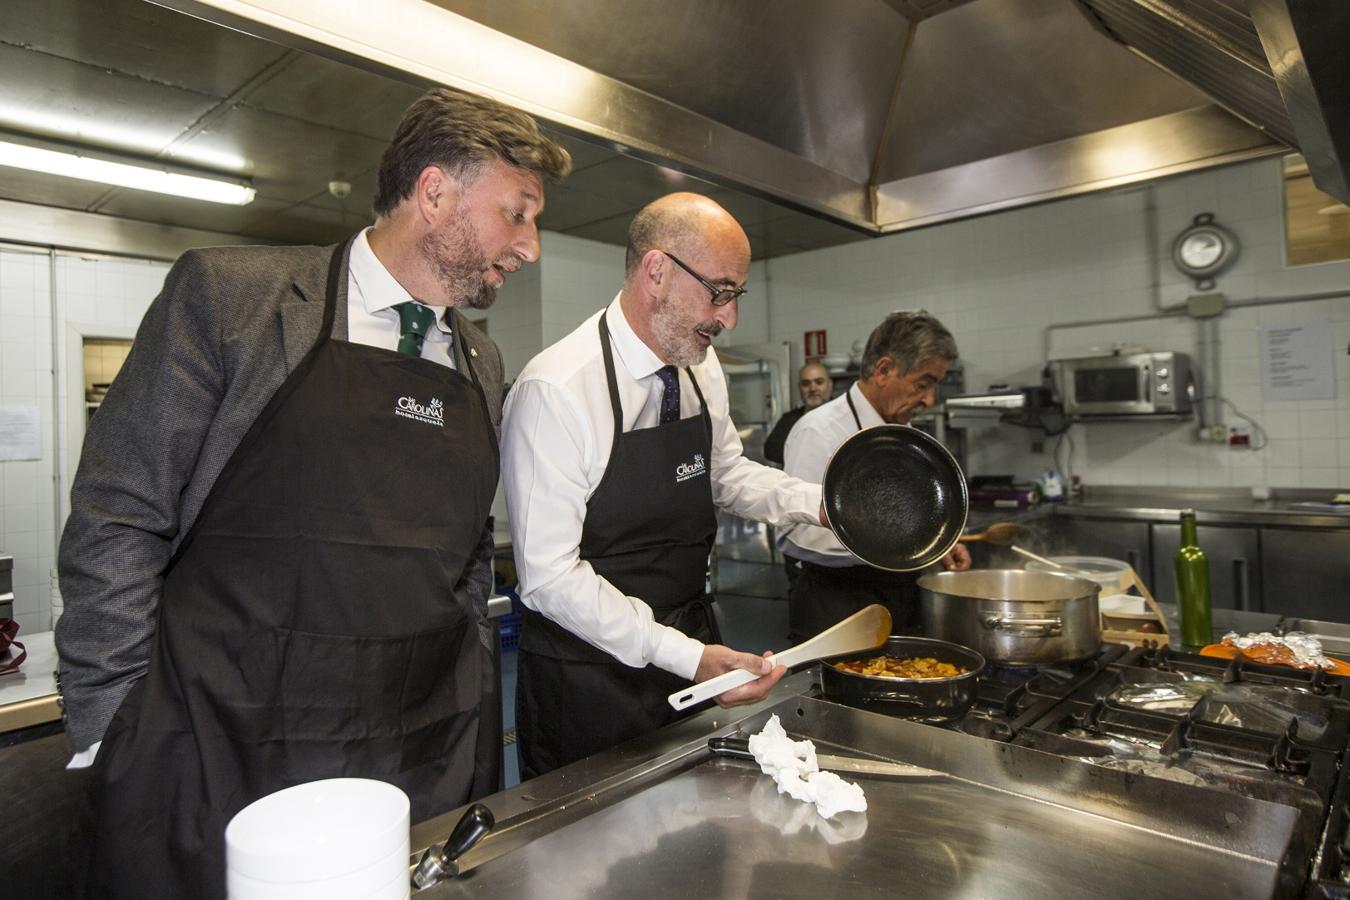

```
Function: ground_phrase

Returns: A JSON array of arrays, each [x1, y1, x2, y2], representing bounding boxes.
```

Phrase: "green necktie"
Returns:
[[393, 302, 437, 357]]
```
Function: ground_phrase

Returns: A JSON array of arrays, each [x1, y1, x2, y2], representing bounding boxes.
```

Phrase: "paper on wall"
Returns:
[[1260, 323, 1335, 402], [0, 405, 41, 461]]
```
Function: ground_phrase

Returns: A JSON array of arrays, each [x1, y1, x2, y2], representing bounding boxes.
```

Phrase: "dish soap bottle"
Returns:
[[1174, 509, 1212, 649]]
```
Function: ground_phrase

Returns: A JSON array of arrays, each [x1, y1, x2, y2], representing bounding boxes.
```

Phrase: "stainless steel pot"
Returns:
[[917, 570, 1101, 666]]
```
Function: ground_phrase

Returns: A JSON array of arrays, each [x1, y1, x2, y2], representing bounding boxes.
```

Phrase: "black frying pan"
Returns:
[[819, 636, 985, 723], [823, 425, 968, 571]]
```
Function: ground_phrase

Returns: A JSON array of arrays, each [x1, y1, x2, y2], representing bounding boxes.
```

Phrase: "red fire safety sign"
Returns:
[[804, 330, 827, 357]]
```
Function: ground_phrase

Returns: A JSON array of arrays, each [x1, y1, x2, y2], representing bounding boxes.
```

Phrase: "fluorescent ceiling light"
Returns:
[[0, 139, 255, 205]]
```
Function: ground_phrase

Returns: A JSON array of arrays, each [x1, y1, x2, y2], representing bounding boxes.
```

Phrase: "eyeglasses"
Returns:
[[661, 251, 747, 307]]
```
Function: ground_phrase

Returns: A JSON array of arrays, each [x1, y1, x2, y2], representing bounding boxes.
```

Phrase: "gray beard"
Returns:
[[651, 297, 715, 368]]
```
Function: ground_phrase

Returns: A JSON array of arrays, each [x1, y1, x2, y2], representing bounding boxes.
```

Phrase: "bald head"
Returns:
[[619, 192, 749, 368], [798, 362, 833, 409], [624, 193, 750, 279]]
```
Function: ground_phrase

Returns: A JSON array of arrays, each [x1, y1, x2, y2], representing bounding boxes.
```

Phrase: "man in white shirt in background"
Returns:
[[501, 192, 825, 778], [777, 310, 972, 643]]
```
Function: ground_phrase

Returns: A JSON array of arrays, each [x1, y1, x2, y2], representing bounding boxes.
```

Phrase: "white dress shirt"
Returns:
[[68, 228, 452, 770], [776, 382, 884, 567], [347, 227, 457, 366], [501, 295, 822, 680]]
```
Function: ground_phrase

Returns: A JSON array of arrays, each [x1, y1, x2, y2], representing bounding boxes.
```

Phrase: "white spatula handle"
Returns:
[[666, 604, 892, 711], [667, 654, 781, 711], [667, 643, 826, 711]]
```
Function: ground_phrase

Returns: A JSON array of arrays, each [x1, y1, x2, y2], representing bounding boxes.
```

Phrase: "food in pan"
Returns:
[[1215, 632, 1334, 670], [833, 655, 969, 679]]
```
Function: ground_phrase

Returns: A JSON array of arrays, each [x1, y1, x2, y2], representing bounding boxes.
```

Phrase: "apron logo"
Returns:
[[395, 395, 444, 427], [675, 453, 707, 483]]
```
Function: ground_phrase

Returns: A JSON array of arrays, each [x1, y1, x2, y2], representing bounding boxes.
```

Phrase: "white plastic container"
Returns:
[[225, 842, 410, 899], [1023, 555, 1132, 593], [225, 778, 410, 899]]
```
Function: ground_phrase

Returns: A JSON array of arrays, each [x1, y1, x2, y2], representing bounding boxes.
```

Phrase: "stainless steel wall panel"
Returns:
[[2, 0, 290, 98], [878, 0, 1212, 182], [240, 54, 423, 142], [430, 0, 911, 185], [1081, 0, 1296, 145], [875, 105, 1280, 232], [1250, 0, 1350, 204], [0, 197, 256, 259], [0, 43, 222, 162]]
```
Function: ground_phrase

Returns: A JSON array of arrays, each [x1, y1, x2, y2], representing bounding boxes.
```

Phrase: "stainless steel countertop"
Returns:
[[0, 631, 61, 735], [412, 671, 1299, 898], [1050, 486, 1350, 528]]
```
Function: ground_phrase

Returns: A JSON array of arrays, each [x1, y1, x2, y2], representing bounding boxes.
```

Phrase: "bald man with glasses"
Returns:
[[501, 193, 826, 778]]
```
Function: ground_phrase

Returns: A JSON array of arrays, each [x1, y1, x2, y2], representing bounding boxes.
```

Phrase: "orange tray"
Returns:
[[1199, 643, 1350, 677]]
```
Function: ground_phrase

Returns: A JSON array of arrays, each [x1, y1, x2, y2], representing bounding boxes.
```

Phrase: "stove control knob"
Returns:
[[1158, 367, 1169, 378], [1158, 383, 1171, 395]]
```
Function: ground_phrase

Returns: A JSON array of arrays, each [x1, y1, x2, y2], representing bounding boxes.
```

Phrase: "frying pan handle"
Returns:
[[979, 613, 1064, 636]]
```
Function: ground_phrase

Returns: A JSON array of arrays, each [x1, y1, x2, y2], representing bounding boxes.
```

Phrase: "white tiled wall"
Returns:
[[539, 232, 626, 345], [0, 248, 166, 636], [760, 157, 1350, 490], [469, 261, 541, 382]]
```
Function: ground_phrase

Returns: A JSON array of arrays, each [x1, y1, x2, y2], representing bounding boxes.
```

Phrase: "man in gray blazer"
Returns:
[[56, 87, 570, 898]]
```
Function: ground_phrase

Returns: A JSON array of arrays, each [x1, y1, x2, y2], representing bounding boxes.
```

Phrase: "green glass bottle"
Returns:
[[1175, 509, 1212, 649]]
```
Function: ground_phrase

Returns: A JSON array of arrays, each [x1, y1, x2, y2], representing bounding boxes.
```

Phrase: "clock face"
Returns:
[[1179, 231, 1224, 269]]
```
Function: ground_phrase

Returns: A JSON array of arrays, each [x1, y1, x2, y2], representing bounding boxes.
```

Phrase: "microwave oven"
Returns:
[[1049, 351, 1194, 417]]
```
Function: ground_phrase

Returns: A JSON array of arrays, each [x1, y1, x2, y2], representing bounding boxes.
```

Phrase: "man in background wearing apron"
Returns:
[[777, 311, 972, 644], [55, 88, 570, 898], [501, 193, 827, 779]]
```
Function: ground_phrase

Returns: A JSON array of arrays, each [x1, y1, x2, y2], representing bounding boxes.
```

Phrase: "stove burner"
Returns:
[[982, 665, 1038, 684], [852, 641, 1350, 895]]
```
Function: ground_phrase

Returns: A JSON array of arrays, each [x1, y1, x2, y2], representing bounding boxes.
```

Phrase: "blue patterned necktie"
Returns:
[[393, 302, 436, 357], [656, 365, 681, 425]]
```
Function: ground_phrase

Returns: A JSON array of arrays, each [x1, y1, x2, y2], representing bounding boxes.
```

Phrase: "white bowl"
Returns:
[[225, 778, 409, 885], [820, 353, 852, 374], [226, 841, 410, 900]]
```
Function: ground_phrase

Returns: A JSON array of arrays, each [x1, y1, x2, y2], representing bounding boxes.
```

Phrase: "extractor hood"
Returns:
[[157, 0, 1350, 235]]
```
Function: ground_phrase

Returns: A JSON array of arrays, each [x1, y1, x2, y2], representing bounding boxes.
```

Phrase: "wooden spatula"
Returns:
[[667, 604, 892, 711], [958, 521, 1022, 545]]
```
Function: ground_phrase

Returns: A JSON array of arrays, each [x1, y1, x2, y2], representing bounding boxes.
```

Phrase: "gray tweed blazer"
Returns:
[[55, 240, 505, 752]]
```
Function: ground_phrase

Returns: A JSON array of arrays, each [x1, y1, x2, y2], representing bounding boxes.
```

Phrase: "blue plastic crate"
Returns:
[[499, 611, 522, 653]]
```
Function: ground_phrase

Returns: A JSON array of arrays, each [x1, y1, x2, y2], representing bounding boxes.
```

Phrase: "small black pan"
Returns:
[[823, 425, 968, 571], [819, 636, 985, 724]]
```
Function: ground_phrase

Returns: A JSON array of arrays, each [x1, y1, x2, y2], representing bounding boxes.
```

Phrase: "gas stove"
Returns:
[[827, 643, 1350, 898]]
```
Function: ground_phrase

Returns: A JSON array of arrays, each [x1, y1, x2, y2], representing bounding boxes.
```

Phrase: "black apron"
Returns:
[[82, 241, 499, 899], [515, 312, 719, 779], [786, 392, 920, 643]]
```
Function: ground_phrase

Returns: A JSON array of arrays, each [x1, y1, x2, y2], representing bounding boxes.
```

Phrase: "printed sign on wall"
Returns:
[[1260, 322, 1335, 402]]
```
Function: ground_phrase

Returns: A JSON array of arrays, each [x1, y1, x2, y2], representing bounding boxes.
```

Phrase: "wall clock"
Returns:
[[1172, 213, 1239, 291]]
